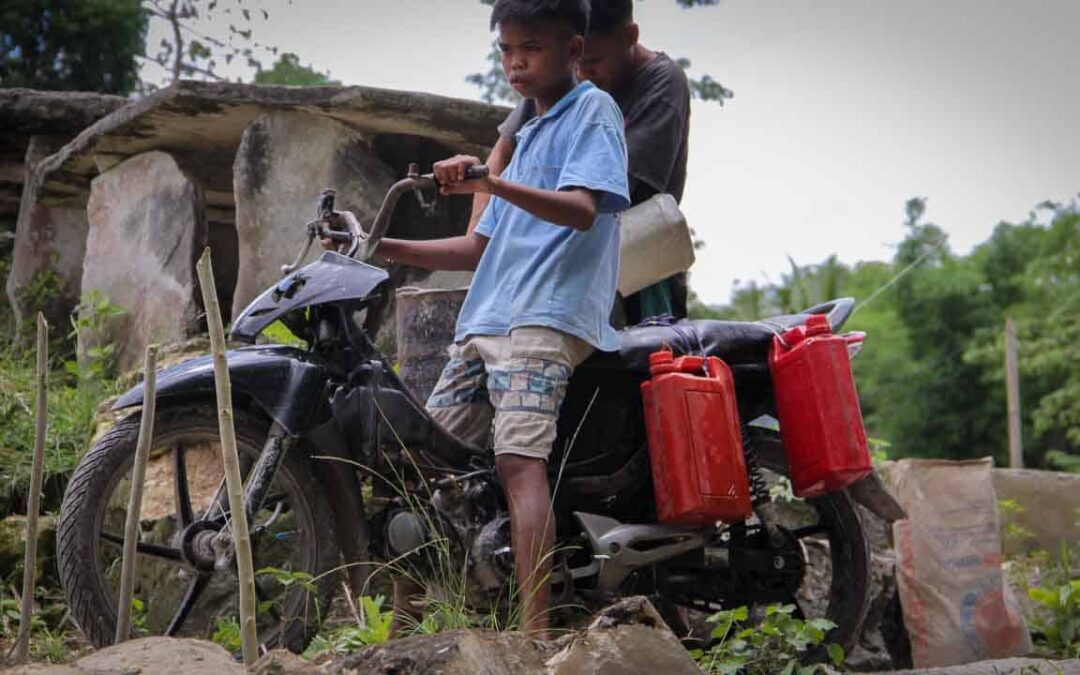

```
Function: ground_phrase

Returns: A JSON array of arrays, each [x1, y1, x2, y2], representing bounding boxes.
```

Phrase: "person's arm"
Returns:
[[467, 135, 514, 235], [436, 155, 600, 232], [375, 232, 488, 271]]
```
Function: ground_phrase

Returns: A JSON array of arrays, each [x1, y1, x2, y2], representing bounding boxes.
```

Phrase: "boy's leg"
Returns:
[[482, 327, 593, 638], [388, 340, 493, 635]]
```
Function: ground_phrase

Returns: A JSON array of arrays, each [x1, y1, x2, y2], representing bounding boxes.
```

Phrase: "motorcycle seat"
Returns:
[[580, 315, 810, 375]]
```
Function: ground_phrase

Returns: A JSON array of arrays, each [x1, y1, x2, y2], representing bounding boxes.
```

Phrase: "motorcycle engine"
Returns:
[[377, 474, 514, 604]]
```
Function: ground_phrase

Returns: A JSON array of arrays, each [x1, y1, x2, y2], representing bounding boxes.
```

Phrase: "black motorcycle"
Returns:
[[57, 164, 903, 654]]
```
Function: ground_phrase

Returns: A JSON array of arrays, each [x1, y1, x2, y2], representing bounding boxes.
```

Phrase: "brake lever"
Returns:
[[281, 228, 316, 276], [409, 164, 490, 216]]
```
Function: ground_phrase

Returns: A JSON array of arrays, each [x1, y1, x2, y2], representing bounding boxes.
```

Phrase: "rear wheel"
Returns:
[[57, 404, 339, 653], [655, 427, 870, 654]]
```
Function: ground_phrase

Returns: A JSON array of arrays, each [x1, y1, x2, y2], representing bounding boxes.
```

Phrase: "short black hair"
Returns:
[[490, 0, 591, 37], [588, 0, 633, 35]]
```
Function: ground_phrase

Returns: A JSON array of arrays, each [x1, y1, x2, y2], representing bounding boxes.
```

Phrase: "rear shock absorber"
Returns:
[[742, 427, 770, 506]]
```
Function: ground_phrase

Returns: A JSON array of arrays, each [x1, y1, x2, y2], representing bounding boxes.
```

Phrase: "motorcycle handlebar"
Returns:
[[281, 164, 489, 275]]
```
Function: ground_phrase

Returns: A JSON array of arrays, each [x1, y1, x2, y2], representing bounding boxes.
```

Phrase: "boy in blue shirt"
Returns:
[[374, 0, 629, 637]]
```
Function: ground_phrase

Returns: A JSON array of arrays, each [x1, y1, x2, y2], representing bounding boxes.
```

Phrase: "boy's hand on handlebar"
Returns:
[[433, 155, 494, 195]]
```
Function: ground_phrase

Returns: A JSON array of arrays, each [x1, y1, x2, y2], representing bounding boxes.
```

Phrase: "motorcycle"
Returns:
[[57, 163, 904, 654]]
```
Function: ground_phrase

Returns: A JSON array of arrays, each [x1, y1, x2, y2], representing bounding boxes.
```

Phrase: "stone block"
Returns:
[[5, 135, 88, 337], [993, 468, 1080, 556], [82, 151, 206, 371], [231, 111, 396, 318]]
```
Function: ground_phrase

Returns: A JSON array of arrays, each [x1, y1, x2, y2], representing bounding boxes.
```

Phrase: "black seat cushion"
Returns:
[[580, 315, 810, 375]]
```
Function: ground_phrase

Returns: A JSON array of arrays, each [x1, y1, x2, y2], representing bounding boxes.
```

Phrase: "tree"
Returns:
[[468, 0, 732, 105], [0, 0, 146, 94], [254, 53, 340, 86], [142, 0, 277, 90]]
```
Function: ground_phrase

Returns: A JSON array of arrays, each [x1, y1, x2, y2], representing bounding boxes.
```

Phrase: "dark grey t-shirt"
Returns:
[[498, 52, 691, 204]]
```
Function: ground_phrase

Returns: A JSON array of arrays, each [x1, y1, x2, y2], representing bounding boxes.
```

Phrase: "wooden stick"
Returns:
[[115, 344, 158, 644], [1005, 316, 1023, 468], [14, 314, 47, 662], [195, 247, 258, 665]]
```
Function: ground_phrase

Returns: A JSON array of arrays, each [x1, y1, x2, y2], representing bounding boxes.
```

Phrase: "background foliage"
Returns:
[[0, 0, 146, 94], [693, 197, 1080, 468]]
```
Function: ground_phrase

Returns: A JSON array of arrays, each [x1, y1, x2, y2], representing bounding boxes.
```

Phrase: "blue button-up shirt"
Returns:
[[455, 82, 630, 352]]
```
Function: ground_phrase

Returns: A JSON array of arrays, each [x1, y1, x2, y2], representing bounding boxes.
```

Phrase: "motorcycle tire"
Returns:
[[749, 426, 871, 651], [57, 403, 339, 653], [657, 427, 871, 656]]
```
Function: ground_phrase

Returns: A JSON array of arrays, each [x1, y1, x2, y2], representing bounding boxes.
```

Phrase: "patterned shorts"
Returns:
[[426, 327, 594, 460]]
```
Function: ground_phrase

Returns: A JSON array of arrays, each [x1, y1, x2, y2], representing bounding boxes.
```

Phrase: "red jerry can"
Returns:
[[769, 314, 872, 498], [641, 349, 753, 525]]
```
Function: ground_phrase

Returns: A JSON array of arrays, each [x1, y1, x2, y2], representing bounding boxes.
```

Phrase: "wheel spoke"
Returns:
[[173, 444, 194, 529], [165, 572, 211, 636], [99, 531, 183, 562]]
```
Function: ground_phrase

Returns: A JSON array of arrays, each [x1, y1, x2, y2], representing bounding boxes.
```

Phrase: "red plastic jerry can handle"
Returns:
[[806, 313, 831, 336]]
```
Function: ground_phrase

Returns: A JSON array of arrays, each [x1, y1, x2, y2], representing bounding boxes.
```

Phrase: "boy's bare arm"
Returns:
[[437, 155, 600, 232], [467, 136, 515, 235], [375, 232, 488, 272]]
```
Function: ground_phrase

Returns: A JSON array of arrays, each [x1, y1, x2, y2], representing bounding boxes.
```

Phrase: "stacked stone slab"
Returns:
[[1, 81, 505, 354], [1, 89, 126, 335]]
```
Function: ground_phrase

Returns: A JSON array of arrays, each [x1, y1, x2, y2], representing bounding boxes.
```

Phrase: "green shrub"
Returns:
[[303, 595, 394, 658], [1027, 579, 1080, 658], [691, 604, 844, 675], [1001, 499, 1080, 659]]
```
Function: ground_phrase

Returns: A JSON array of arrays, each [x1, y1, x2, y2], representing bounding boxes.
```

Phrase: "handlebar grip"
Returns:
[[464, 165, 489, 181]]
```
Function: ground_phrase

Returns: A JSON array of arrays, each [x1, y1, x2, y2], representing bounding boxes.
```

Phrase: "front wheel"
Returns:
[[57, 404, 339, 653]]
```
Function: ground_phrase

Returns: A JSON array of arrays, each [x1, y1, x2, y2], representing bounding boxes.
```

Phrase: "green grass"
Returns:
[[0, 350, 113, 512]]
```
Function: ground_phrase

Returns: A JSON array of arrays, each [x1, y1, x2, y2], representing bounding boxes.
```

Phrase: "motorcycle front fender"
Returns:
[[113, 345, 328, 434]]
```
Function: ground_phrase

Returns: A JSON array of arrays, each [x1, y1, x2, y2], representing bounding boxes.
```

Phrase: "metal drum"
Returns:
[[395, 286, 469, 402]]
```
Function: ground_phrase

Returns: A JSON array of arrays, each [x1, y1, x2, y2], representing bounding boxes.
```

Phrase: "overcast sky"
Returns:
[[142, 0, 1080, 305]]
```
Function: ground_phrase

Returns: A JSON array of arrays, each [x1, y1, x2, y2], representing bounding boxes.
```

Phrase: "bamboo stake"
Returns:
[[115, 344, 158, 643], [1005, 316, 1023, 468], [14, 314, 47, 662], [195, 247, 258, 665]]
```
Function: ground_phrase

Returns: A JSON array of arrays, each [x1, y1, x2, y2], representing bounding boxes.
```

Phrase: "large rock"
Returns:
[[3, 637, 242, 674], [326, 630, 549, 675], [81, 151, 206, 371], [545, 596, 701, 675], [5, 135, 90, 336], [318, 596, 698, 675], [231, 111, 396, 316]]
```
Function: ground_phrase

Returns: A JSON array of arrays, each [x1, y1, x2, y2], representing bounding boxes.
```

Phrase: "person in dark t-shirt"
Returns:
[[468, 0, 691, 326]]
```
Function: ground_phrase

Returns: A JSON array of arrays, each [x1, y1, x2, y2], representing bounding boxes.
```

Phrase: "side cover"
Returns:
[[113, 345, 328, 434]]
